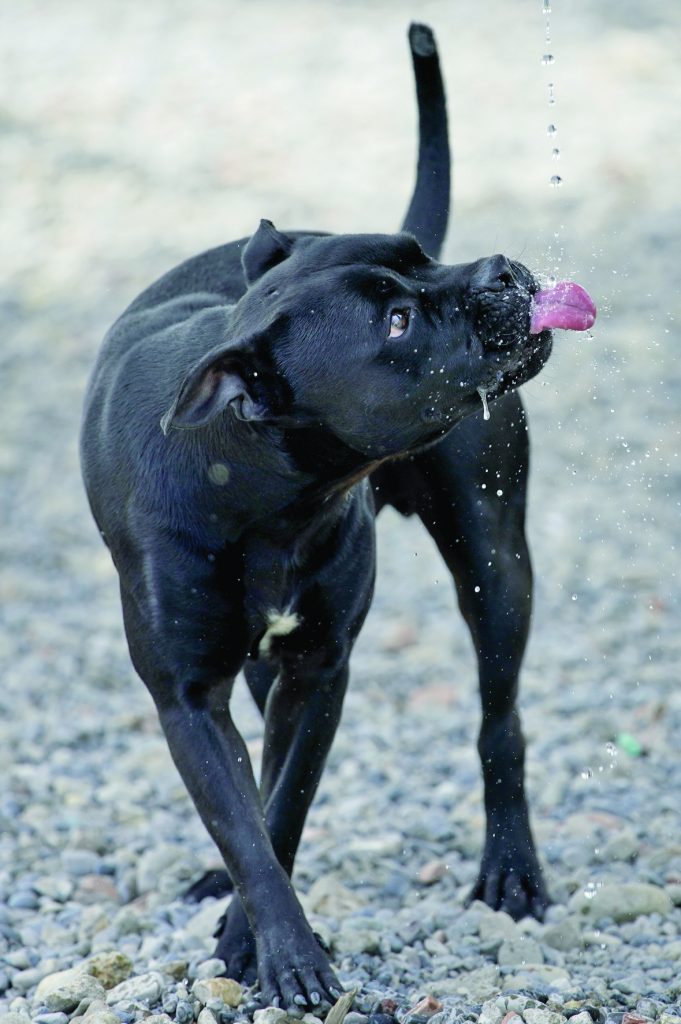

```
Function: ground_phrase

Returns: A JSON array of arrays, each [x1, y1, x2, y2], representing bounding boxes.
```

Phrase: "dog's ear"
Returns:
[[160, 344, 266, 433], [242, 219, 293, 285]]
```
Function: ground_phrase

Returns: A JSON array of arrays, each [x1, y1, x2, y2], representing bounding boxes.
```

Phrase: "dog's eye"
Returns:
[[389, 309, 410, 338]]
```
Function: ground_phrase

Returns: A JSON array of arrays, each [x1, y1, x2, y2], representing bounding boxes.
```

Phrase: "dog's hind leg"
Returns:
[[406, 392, 549, 920]]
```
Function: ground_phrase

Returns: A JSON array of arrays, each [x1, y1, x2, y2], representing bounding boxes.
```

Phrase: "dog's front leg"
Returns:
[[117, 538, 342, 1008], [153, 682, 342, 1006], [215, 660, 350, 992]]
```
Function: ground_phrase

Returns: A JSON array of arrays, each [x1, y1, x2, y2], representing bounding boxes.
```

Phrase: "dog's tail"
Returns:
[[401, 23, 450, 260]]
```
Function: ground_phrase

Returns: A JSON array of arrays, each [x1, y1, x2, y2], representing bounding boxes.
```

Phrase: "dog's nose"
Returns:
[[470, 254, 517, 293]]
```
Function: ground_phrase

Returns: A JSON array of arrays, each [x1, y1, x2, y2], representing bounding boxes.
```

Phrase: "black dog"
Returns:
[[81, 24, 552, 1008]]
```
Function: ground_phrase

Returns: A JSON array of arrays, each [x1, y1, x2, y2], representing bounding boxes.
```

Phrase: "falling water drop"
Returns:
[[477, 387, 491, 421], [542, 53, 555, 65], [552, 147, 561, 160], [581, 767, 593, 780], [547, 123, 558, 137], [550, 174, 563, 188], [548, 82, 555, 105], [543, 0, 552, 11], [583, 882, 598, 900]]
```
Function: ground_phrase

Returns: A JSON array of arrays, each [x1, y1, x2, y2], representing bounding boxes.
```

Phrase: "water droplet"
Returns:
[[547, 274, 557, 287], [581, 767, 593, 780], [543, 0, 552, 11], [571, 593, 578, 601], [548, 82, 555, 104], [583, 882, 598, 900], [550, 174, 563, 187], [547, 123, 558, 137], [477, 386, 491, 421], [542, 53, 555, 65], [474, 585, 481, 593], [496, 489, 503, 497], [606, 741, 617, 757], [552, 147, 560, 160]]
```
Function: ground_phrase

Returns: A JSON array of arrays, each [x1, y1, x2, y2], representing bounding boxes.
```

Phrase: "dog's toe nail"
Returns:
[[310, 992, 321, 1005], [294, 995, 307, 1007], [271, 997, 280, 1008]]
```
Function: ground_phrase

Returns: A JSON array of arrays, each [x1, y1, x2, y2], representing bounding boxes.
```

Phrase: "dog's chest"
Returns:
[[242, 538, 301, 657]]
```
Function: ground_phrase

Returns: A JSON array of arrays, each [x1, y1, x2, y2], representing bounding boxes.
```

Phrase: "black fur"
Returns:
[[81, 23, 550, 1008]]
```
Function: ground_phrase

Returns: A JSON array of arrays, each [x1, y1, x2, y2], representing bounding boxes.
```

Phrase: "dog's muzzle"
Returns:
[[468, 256, 536, 352]]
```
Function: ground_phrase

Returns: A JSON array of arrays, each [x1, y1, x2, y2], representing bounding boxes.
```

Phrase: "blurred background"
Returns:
[[1, 0, 681, 1010]]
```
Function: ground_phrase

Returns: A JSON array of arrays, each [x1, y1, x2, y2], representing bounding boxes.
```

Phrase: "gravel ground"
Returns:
[[2, 2, 681, 1023]]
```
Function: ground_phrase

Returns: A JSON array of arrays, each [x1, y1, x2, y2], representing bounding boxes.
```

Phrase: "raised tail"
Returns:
[[401, 23, 451, 260]]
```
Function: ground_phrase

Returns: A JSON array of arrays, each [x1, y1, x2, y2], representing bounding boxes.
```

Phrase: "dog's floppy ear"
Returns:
[[242, 219, 293, 285], [160, 343, 265, 434]]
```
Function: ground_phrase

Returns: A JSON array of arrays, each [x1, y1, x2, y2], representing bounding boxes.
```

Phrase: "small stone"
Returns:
[[479, 910, 518, 948], [34, 970, 106, 1013], [75, 875, 120, 905], [344, 1015, 369, 1024], [33, 876, 74, 902], [33, 1014, 69, 1024], [405, 998, 442, 1020], [622, 1016, 651, 1024], [417, 860, 448, 885], [542, 918, 583, 952], [524, 1011, 567, 1024], [195, 960, 227, 981], [84, 952, 134, 990], [192, 979, 243, 1008], [501, 1015, 523, 1024], [198, 1011, 219, 1024], [185, 897, 231, 940], [145, 1016, 174, 1024], [105, 971, 164, 1006], [8, 892, 39, 911], [61, 849, 103, 877], [253, 1010, 289, 1024], [82, 1009, 121, 1024], [571, 882, 672, 922], [435, 965, 501, 1001], [478, 1001, 504, 1024], [176, 1001, 194, 1024], [0, 1015, 31, 1024], [497, 935, 544, 967]]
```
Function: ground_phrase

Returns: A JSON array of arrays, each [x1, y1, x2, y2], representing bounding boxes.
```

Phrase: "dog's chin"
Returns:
[[487, 328, 553, 397]]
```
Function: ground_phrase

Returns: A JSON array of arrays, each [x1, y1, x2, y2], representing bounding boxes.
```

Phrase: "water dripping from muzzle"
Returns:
[[477, 387, 491, 421]]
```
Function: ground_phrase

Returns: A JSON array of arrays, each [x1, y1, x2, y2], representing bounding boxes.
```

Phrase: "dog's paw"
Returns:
[[257, 927, 342, 1013], [184, 868, 233, 903], [468, 844, 549, 921], [214, 901, 257, 983]]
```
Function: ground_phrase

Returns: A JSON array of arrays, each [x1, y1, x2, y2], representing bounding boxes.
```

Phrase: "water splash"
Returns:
[[477, 387, 491, 421]]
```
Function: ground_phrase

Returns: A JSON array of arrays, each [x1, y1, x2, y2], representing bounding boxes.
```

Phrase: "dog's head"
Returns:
[[162, 221, 553, 461]]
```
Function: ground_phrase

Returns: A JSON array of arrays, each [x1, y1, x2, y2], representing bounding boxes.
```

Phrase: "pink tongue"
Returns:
[[530, 281, 597, 334]]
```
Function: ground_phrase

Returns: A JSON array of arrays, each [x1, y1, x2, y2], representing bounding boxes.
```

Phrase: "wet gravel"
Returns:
[[2, 1, 681, 1023]]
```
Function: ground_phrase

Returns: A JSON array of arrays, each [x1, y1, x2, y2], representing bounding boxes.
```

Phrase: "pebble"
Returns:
[[192, 980, 243, 1009], [105, 972, 164, 1006], [497, 936, 544, 967], [33, 970, 106, 1013], [83, 953, 133, 990], [572, 884, 673, 923]]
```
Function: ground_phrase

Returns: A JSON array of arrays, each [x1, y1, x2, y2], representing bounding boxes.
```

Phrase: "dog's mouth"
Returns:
[[472, 269, 596, 394]]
